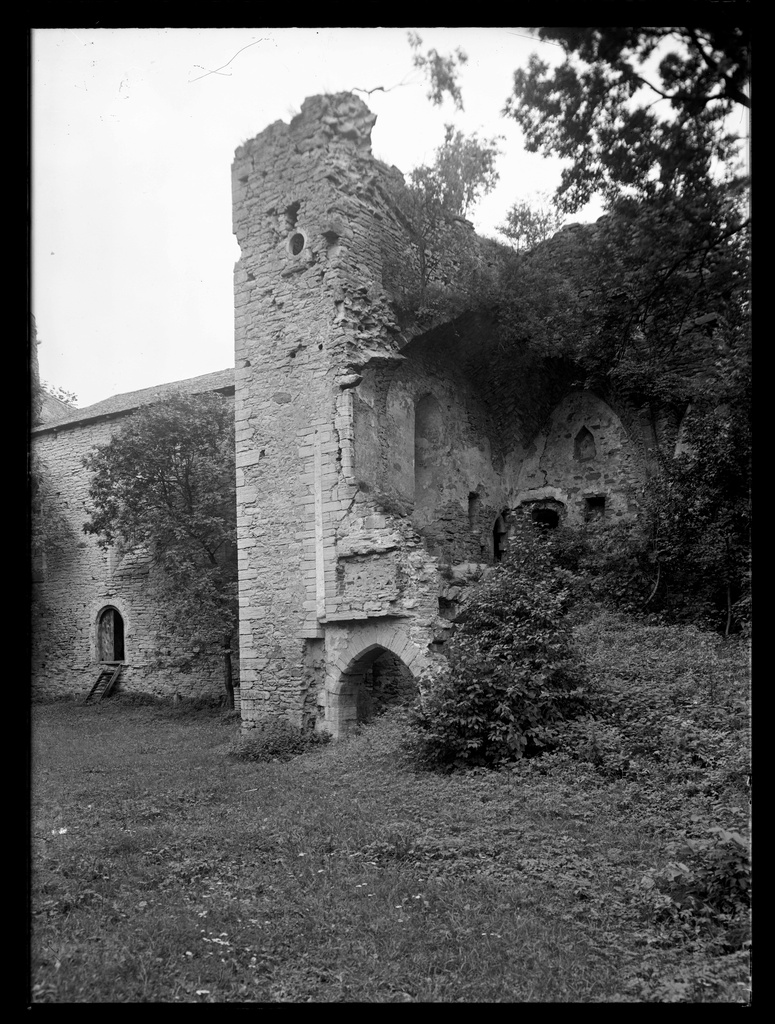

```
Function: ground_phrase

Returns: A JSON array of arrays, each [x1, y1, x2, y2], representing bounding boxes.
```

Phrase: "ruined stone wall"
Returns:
[[32, 92, 696, 724], [232, 94, 447, 735], [230, 92, 665, 739], [515, 390, 648, 526], [31, 417, 229, 701], [351, 322, 513, 565]]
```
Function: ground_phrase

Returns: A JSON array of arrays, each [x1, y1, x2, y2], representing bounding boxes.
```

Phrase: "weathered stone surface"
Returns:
[[30, 92, 714, 730]]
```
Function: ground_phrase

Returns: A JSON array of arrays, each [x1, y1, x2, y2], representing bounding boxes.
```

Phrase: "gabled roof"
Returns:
[[32, 368, 235, 434]]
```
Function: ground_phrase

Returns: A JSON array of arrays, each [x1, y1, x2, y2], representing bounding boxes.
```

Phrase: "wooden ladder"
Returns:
[[84, 663, 122, 704]]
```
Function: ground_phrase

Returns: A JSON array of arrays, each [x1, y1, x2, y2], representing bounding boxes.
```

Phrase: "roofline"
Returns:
[[31, 378, 235, 437]]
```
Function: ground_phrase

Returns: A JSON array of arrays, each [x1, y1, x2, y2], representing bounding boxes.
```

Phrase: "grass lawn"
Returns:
[[30, 614, 750, 1003]]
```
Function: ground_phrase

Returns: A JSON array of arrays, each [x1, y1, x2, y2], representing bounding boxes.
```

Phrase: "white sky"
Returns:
[[32, 27, 607, 408]]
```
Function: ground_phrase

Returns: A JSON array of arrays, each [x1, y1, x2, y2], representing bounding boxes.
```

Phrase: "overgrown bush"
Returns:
[[563, 613, 750, 798], [229, 718, 330, 764], [645, 826, 751, 918], [410, 515, 589, 767], [549, 519, 723, 630], [641, 826, 751, 956]]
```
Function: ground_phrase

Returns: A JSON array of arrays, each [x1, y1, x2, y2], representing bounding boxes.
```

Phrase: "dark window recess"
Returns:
[[285, 201, 300, 229], [289, 232, 305, 256], [532, 507, 560, 529], [574, 426, 596, 461], [493, 513, 509, 561], [585, 496, 606, 520], [468, 492, 481, 528]]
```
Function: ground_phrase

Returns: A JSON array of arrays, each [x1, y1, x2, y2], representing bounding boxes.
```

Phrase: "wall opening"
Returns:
[[521, 499, 565, 530], [97, 607, 125, 662], [585, 495, 606, 521], [288, 232, 306, 256], [285, 201, 300, 229], [468, 492, 481, 528], [331, 645, 417, 737], [493, 511, 509, 561], [532, 507, 559, 528], [574, 426, 597, 461]]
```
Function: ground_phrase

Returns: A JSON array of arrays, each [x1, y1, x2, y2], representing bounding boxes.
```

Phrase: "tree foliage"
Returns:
[[498, 191, 566, 252], [31, 452, 73, 560], [645, 351, 752, 635], [504, 26, 750, 212], [82, 392, 238, 698], [387, 125, 500, 325], [494, 179, 750, 397], [408, 31, 468, 110]]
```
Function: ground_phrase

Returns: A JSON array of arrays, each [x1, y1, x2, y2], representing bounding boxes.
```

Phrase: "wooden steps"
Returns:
[[84, 663, 122, 704]]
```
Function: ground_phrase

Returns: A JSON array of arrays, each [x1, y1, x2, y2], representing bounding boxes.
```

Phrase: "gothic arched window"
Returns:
[[574, 426, 596, 461]]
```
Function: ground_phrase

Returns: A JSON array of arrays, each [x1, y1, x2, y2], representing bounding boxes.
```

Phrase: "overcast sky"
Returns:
[[32, 27, 607, 408]]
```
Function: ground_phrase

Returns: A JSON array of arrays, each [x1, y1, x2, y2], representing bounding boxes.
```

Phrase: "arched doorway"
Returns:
[[329, 644, 418, 737], [97, 607, 125, 662]]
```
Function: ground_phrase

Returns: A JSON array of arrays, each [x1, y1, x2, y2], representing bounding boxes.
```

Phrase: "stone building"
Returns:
[[228, 93, 668, 739], [31, 93, 689, 732], [31, 370, 236, 701]]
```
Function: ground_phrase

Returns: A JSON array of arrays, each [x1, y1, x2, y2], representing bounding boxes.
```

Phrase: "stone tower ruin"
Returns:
[[231, 94, 442, 737], [231, 93, 653, 738]]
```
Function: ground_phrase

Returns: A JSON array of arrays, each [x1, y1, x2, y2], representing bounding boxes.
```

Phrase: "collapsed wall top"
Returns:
[[234, 92, 378, 164]]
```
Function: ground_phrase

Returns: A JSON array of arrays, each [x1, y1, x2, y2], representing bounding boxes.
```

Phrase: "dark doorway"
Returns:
[[98, 608, 125, 662]]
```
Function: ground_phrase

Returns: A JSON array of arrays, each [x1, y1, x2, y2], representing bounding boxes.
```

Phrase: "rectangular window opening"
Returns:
[[585, 495, 606, 521]]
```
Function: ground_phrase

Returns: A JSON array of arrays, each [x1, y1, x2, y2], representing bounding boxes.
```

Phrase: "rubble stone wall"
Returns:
[[31, 92, 674, 725], [231, 93, 659, 737]]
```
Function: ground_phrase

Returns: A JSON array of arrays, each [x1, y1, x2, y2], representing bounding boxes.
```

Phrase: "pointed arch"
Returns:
[[574, 426, 596, 461], [321, 625, 430, 738]]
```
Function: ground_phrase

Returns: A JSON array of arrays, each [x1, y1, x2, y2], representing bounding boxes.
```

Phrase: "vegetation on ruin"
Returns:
[[30, 452, 74, 561], [497, 190, 566, 253], [81, 393, 239, 704], [385, 125, 501, 329], [403, 27, 751, 635], [31, 606, 749, 1003], [411, 515, 589, 767]]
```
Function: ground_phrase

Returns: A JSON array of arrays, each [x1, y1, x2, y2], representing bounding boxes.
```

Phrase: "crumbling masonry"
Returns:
[[32, 93, 686, 730], [229, 93, 660, 738]]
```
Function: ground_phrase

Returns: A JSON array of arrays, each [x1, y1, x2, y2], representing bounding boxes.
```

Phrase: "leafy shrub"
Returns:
[[570, 616, 749, 795], [550, 519, 655, 617], [229, 718, 330, 764], [410, 515, 589, 768], [644, 826, 751, 939]]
